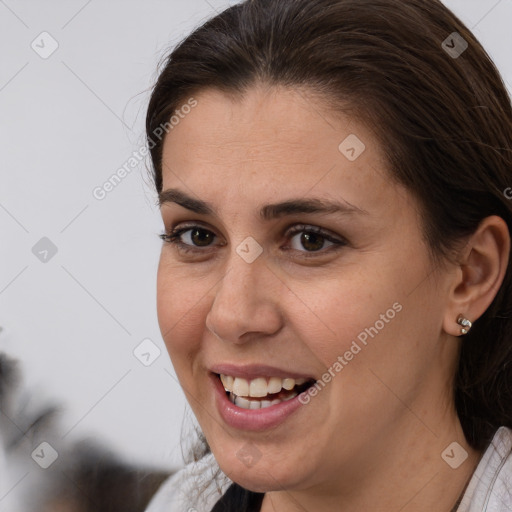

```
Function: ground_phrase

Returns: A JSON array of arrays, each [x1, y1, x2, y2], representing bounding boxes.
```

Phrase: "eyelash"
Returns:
[[159, 223, 347, 258]]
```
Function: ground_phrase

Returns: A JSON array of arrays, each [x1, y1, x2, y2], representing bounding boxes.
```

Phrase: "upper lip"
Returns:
[[209, 363, 317, 381]]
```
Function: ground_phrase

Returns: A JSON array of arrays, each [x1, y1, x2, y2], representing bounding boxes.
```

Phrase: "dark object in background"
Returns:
[[0, 352, 173, 512], [39, 441, 172, 512]]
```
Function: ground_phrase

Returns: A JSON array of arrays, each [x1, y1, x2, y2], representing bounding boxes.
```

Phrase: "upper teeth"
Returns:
[[220, 374, 307, 397]]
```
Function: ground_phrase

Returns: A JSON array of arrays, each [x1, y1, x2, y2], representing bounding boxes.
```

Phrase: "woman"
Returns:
[[144, 0, 512, 510]]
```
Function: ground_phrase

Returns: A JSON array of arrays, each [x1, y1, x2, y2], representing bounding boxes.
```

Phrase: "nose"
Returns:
[[205, 250, 283, 344]]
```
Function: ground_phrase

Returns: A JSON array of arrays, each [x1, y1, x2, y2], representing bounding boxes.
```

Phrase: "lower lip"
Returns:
[[211, 373, 309, 431]]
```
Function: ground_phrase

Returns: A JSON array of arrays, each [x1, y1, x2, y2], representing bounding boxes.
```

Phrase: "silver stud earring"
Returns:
[[457, 314, 472, 335]]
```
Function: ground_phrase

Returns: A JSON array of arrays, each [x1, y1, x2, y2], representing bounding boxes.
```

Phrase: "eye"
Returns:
[[285, 224, 346, 255], [159, 223, 346, 257], [160, 225, 218, 253]]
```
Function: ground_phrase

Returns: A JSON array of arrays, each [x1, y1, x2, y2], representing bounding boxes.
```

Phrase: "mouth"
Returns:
[[217, 374, 316, 410]]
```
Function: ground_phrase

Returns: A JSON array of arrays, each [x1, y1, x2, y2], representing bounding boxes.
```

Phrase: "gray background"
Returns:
[[0, 0, 510, 482]]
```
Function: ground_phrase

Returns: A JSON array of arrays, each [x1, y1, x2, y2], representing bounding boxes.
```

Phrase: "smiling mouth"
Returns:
[[217, 374, 316, 409]]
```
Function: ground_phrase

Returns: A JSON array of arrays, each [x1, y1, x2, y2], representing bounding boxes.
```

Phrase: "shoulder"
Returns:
[[144, 453, 232, 512], [482, 426, 512, 511], [458, 426, 512, 512]]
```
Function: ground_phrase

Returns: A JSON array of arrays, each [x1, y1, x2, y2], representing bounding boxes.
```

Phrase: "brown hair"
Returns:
[[146, 0, 512, 458]]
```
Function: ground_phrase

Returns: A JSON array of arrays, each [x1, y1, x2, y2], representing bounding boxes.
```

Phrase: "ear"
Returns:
[[443, 215, 510, 337]]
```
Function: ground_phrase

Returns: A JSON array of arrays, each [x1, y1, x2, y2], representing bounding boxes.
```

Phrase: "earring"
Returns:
[[456, 315, 472, 335]]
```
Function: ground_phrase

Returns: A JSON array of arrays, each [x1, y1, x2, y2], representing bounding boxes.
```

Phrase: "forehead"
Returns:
[[164, 85, 365, 163], [160, 85, 398, 215]]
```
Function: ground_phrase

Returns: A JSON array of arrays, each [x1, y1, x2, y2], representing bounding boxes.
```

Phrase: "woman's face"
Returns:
[[157, 85, 458, 493]]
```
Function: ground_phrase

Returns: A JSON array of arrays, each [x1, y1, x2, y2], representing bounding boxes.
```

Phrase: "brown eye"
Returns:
[[287, 225, 344, 254], [296, 232, 328, 252], [160, 225, 218, 252], [188, 228, 215, 247]]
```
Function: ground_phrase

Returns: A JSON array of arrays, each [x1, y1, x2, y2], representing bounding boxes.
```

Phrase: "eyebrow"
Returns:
[[158, 188, 368, 221]]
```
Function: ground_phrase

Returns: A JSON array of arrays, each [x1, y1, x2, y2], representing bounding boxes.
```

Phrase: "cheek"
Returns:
[[284, 260, 433, 404], [156, 259, 207, 362], [304, 263, 444, 413], [283, 270, 398, 367]]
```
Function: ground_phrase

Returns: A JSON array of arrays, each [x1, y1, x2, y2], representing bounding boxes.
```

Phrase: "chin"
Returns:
[[229, 470, 294, 494], [214, 447, 310, 493]]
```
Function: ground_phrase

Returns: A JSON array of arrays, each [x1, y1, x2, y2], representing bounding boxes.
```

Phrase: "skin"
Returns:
[[156, 84, 510, 511]]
